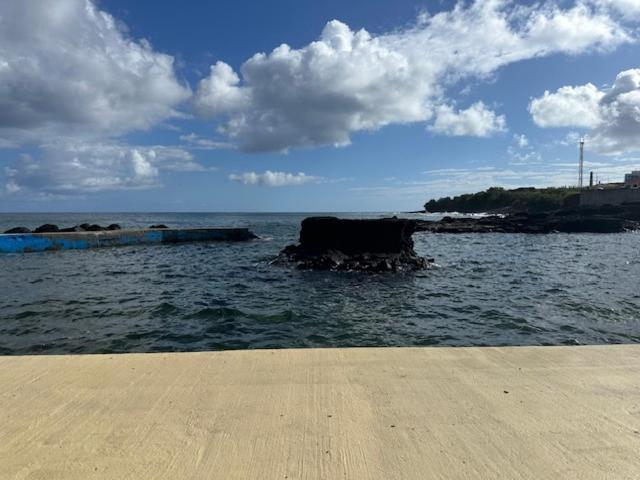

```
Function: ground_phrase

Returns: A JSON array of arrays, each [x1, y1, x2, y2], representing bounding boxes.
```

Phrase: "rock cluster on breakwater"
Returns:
[[3, 223, 123, 234], [278, 217, 431, 272], [2, 224, 177, 234], [415, 203, 640, 234]]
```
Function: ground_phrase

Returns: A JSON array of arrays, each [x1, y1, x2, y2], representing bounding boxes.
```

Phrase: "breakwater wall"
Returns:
[[0, 227, 256, 253], [580, 188, 640, 206]]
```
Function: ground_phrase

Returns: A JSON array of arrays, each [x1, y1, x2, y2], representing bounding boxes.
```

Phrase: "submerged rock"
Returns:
[[278, 217, 430, 272], [3, 227, 31, 234]]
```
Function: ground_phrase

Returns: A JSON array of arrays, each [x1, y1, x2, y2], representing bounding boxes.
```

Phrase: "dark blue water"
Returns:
[[1, 212, 639, 355]]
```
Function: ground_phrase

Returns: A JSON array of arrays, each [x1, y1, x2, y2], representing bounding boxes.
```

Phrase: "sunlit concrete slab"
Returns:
[[1, 345, 639, 479]]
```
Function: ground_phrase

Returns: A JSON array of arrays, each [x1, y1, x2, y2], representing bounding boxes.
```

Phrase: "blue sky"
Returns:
[[1, 0, 639, 212]]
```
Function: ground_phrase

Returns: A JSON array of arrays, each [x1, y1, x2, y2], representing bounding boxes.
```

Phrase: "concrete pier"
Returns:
[[1, 345, 639, 479], [0, 227, 256, 253]]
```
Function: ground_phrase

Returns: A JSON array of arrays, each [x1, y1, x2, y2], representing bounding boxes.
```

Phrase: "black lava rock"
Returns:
[[149, 224, 169, 229], [3, 227, 31, 234], [278, 217, 430, 272], [414, 203, 640, 234], [34, 224, 59, 233], [106, 224, 121, 230]]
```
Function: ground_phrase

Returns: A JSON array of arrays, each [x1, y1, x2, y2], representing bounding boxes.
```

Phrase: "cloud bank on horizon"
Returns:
[[0, 0, 639, 200]]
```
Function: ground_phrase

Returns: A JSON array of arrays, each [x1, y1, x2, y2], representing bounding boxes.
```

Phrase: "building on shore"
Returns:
[[624, 171, 640, 187], [579, 169, 640, 206]]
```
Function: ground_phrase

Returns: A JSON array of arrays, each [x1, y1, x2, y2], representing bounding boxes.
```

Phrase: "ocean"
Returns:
[[0, 212, 639, 355]]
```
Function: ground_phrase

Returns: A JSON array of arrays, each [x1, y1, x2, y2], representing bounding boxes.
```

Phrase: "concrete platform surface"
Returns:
[[1, 345, 639, 479]]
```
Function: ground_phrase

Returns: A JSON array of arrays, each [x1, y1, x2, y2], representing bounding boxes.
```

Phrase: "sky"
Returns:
[[1, 0, 640, 212]]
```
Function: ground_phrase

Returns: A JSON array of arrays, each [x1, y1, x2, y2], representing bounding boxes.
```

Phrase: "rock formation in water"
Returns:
[[278, 217, 430, 272], [415, 203, 640, 234]]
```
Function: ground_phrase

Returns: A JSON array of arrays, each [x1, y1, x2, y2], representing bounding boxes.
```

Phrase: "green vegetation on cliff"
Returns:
[[423, 187, 580, 213]]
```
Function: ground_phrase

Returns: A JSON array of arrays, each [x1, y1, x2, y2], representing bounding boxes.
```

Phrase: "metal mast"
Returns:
[[579, 138, 585, 189]]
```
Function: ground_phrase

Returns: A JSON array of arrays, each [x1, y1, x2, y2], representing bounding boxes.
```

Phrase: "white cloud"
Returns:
[[530, 68, 640, 154], [555, 131, 583, 146], [428, 102, 506, 137], [514, 134, 529, 148], [529, 83, 604, 128], [589, 0, 640, 19], [4, 142, 203, 194], [591, 68, 640, 154], [229, 171, 322, 187], [0, 0, 196, 195], [194, 0, 631, 152], [0, 0, 190, 145], [179, 133, 230, 150]]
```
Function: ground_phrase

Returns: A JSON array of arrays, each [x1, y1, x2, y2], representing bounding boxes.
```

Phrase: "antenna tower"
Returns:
[[579, 138, 585, 189]]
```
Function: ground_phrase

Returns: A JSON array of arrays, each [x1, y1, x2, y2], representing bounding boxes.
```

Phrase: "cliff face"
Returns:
[[278, 217, 430, 272]]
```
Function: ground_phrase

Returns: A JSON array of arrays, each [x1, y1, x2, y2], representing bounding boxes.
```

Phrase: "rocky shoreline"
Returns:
[[416, 203, 640, 234]]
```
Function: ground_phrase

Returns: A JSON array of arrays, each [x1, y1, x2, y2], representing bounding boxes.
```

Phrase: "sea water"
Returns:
[[0, 212, 639, 354]]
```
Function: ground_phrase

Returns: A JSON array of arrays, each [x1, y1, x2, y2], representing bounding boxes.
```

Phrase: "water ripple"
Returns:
[[1, 212, 639, 354]]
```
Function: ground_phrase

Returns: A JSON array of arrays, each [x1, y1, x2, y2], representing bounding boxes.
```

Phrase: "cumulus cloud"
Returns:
[[428, 102, 506, 137], [0, 0, 190, 144], [529, 68, 640, 154], [229, 171, 322, 187], [592, 68, 640, 153], [529, 84, 604, 128], [4, 143, 203, 194], [0, 0, 196, 195], [194, 0, 631, 152]]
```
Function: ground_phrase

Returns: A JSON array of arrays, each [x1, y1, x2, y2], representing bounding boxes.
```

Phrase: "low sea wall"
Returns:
[[580, 188, 640, 206], [0, 227, 256, 253]]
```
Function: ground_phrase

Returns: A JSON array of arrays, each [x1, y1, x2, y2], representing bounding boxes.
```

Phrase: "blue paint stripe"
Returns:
[[0, 229, 251, 254]]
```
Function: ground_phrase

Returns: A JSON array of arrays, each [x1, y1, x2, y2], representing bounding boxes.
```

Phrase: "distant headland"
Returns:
[[423, 186, 581, 214], [418, 184, 640, 233]]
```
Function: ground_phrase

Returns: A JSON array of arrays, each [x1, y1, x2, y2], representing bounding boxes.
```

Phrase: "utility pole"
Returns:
[[579, 138, 585, 189]]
